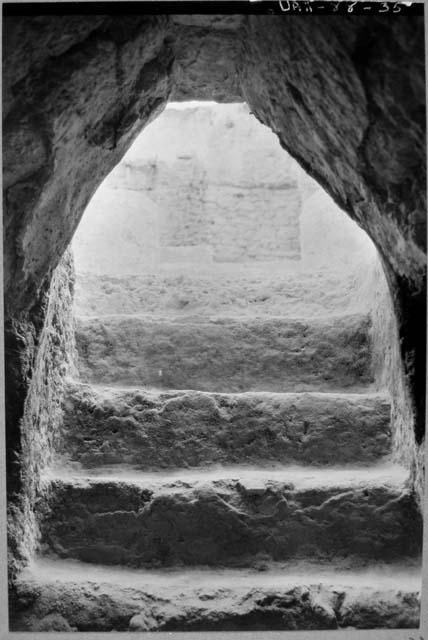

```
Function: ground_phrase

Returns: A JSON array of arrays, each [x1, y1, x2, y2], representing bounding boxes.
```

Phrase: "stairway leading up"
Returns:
[[12, 266, 422, 632]]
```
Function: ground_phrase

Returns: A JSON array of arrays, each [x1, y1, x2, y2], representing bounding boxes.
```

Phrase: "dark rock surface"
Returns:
[[6, 253, 76, 584], [10, 558, 421, 631], [3, 15, 172, 314], [39, 469, 422, 568], [75, 314, 374, 391], [60, 382, 391, 469]]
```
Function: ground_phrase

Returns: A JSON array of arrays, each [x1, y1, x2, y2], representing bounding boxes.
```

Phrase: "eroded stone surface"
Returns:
[[39, 471, 422, 568], [75, 314, 374, 391], [60, 382, 391, 469], [10, 558, 421, 631], [6, 253, 76, 584], [4, 15, 172, 312], [73, 267, 370, 318]]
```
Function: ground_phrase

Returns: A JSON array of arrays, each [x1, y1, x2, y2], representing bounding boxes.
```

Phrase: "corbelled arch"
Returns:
[[3, 11, 426, 577]]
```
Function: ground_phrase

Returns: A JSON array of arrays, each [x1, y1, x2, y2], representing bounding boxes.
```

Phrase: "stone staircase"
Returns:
[[12, 268, 423, 631]]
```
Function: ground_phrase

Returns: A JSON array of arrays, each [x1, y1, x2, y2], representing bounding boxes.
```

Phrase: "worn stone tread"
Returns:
[[74, 313, 374, 391], [39, 465, 422, 568], [48, 463, 410, 488], [60, 382, 392, 469], [73, 267, 368, 319], [11, 557, 421, 631]]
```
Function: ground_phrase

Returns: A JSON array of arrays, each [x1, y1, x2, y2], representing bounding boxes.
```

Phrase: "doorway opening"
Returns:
[[13, 102, 420, 631], [10, 101, 424, 633], [72, 101, 380, 389]]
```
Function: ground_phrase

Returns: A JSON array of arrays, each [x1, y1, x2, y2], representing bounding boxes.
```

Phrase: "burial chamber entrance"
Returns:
[[4, 11, 425, 633]]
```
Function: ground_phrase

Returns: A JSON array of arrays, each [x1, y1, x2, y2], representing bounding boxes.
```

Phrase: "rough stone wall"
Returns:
[[74, 103, 376, 275], [3, 15, 173, 315], [241, 16, 426, 279], [7, 252, 76, 583], [356, 258, 425, 510], [4, 17, 173, 577], [103, 104, 303, 263]]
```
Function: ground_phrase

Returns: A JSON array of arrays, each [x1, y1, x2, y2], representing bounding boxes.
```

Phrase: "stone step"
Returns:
[[74, 267, 366, 319], [39, 466, 422, 569], [60, 382, 391, 469], [74, 314, 374, 391], [11, 557, 421, 631]]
